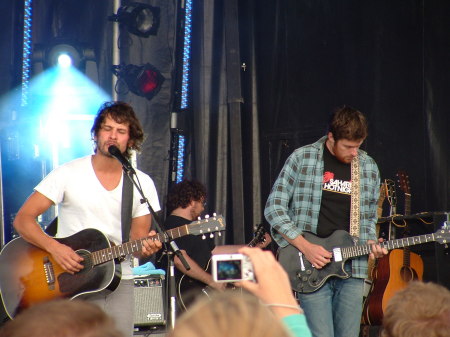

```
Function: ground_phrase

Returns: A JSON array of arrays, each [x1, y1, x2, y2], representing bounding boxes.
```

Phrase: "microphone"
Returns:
[[108, 145, 135, 173]]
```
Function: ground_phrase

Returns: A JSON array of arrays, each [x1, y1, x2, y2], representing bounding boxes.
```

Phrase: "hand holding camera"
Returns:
[[233, 247, 303, 318], [211, 253, 254, 283]]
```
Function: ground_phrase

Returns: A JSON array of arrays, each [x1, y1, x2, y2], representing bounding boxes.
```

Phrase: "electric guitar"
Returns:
[[177, 223, 267, 311], [277, 227, 450, 294], [0, 215, 226, 319]]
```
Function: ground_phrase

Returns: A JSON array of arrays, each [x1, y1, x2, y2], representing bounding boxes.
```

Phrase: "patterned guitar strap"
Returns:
[[350, 156, 360, 239]]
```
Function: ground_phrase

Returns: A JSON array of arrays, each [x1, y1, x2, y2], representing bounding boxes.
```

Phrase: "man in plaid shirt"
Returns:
[[264, 106, 387, 337]]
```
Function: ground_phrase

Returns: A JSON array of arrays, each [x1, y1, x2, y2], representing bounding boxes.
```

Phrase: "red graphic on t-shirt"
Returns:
[[323, 171, 334, 183]]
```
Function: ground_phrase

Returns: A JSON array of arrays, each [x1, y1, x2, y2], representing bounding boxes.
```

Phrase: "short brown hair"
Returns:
[[328, 105, 368, 141], [91, 101, 144, 158], [0, 300, 124, 337], [381, 281, 450, 337]]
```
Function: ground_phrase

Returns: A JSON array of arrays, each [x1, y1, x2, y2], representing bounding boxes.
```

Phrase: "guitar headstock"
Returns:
[[385, 179, 397, 216], [248, 223, 267, 247], [377, 182, 387, 218], [188, 214, 226, 238], [397, 170, 411, 195], [378, 182, 387, 206], [434, 227, 450, 245]]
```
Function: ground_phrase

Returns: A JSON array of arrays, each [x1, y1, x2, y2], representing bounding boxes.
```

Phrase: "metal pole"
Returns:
[[112, 0, 120, 100]]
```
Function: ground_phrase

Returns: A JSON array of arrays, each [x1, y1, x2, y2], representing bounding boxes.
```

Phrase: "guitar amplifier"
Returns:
[[133, 275, 165, 327]]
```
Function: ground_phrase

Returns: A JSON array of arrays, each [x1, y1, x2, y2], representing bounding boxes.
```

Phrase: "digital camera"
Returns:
[[211, 253, 254, 283]]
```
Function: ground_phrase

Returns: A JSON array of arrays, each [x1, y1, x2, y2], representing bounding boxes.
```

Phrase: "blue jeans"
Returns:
[[297, 277, 364, 337]]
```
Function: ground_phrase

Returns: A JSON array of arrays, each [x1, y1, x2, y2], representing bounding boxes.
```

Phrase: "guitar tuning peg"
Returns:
[[213, 212, 217, 217], [205, 214, 210, 219], [202, 234, 206, 240], [218, 232, 222, 236], [210, 233, 214, 238]]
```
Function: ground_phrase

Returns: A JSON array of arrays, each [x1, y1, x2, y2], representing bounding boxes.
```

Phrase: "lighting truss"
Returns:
[[21, 0, 33, 107], [180, 0, 193, 109]]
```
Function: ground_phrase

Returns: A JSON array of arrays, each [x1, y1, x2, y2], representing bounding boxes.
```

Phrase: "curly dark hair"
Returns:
[[166, 180, 207, 214], [91, 101, 144, 158], [327, 105, 368, 141]]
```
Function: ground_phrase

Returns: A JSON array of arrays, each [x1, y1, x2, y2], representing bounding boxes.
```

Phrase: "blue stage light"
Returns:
[[21, 0, 33, 107], [47, 44, 81, 69], [180, 0, 193, 109], [176, 134, 186, 183], [57, 53, 72, 68]]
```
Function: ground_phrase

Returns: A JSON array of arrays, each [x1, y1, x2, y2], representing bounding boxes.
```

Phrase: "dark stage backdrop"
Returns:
[[248, 0, 450, 287], [251, 0, 450, 216]]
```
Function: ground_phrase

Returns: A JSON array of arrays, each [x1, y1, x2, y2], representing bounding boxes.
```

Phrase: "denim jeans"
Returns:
[[297, 277, 364, 337]]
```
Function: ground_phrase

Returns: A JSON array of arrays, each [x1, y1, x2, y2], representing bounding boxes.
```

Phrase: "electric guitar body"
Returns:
[[278, 228, 448, 296]]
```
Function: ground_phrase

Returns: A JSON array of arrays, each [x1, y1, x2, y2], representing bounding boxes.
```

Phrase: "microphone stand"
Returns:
[[122, 167, 190, 329]]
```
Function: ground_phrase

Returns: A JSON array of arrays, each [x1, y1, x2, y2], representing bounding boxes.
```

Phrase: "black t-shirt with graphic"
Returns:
[[317, 145, 352, 238]]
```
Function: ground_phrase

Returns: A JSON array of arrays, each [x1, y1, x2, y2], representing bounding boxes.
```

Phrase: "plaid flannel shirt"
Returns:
[[264, 136, 380, 278]]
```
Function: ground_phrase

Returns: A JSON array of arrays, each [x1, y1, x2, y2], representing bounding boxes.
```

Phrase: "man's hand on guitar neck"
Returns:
[[283, 233, 332, 270], [139, 230, 163, 258], [367, 238, 388, 260]]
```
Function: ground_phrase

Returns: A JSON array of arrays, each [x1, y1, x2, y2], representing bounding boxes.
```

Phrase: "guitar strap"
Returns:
[[349, 156, 360, 237], [121, 172, 133, 243]]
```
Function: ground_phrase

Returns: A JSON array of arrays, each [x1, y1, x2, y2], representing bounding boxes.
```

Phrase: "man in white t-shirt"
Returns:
[[13, 101, 163, 337]]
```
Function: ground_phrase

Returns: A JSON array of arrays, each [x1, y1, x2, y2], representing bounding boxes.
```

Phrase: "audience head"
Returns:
[[381, 281, 450, 337], [167, 290, 292, 337], [0, 299, 124, 337]]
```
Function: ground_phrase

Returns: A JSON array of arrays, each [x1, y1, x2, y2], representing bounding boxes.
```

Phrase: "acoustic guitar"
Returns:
[[366, 181, 387, 283], [363, 172, 423, 325], [0, 215, 225, 319]]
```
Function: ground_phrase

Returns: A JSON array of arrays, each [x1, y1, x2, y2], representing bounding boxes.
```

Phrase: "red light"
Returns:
[[112, 63, 164, 100], [139, 69, 158, 94]]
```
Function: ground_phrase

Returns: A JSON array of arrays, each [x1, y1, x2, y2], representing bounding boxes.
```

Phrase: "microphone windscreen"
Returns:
[[108, 145, 121, 156]]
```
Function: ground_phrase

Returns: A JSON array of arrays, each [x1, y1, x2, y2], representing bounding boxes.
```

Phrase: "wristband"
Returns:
[[265, 303, 302, 311]]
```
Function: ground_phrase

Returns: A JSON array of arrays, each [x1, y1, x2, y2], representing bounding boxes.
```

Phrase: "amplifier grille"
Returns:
[[133, 275, 165, 326]]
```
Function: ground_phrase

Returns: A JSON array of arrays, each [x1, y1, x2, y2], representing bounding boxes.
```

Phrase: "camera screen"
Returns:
[[216, 259, 242, 281]]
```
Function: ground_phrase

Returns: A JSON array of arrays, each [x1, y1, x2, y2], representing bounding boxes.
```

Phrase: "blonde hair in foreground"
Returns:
[[167, 290, 292, 337], [381, 281, 450, 337]]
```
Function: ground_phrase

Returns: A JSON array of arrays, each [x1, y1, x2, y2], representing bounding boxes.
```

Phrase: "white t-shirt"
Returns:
[[35, 155, 161, 277]]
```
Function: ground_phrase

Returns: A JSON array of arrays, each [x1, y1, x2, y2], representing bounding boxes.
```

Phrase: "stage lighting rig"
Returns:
[[112, 63, 165, 101], [33, 40, 95, 70], [108, 2, 160, 38], [47, 44, 81, 68]]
